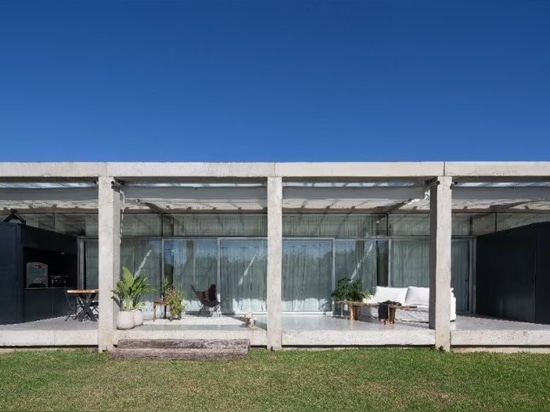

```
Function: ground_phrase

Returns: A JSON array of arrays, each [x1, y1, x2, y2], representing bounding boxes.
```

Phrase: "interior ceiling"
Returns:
[[1, 181, 550, 213]]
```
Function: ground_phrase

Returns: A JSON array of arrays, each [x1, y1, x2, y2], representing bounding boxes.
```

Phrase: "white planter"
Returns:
[[117, 311, 135, 330], [133, 309, 144, 326]]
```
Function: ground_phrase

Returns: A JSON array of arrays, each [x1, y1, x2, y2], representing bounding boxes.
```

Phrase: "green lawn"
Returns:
[[1, 348, 549, 411]]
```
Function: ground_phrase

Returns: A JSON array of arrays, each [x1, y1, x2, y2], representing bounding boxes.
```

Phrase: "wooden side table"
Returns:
[[153, 299, 168, 321]]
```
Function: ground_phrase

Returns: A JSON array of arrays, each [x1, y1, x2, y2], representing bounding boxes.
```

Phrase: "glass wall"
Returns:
[[282, 240, 332, 312], [220, 239, 267, 313], [83, 240, 98, 289], [390, 240, 430, 287], [120, 239, 163, 303], [165, 239, 218, 312], [451, 239, 470, 313], [68, 212, 478, 314], [334, 240, 388, 295]]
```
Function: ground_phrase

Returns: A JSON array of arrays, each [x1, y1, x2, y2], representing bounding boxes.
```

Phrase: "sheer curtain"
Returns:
[[282, 240, 332, 312], [390, 240, 430, 287], [220, 239, 267, 314], [165, 239, 218, 312], [120, 239, 163, 304], [84, 240, 98, 289], [390, 239, 471, 312], [452, 240, 470, 313], [335, 240, 378, 295]]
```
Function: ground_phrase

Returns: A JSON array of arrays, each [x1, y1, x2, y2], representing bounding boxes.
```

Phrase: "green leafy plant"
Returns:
[[162, 279, 186, 320], [111, 267, 154, 311], [331, 278, 371, 302]]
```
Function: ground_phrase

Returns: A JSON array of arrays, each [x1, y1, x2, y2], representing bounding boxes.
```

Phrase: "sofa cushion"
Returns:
[[405, 286, 430, 306], [372, 286, 408, 305]]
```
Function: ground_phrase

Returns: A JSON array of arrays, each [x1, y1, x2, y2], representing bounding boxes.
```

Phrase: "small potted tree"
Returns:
[[162, 279, 185, 321], [111, 268, 136, 329], [331, 277, 371, 319], [128, 269, 155, 326]]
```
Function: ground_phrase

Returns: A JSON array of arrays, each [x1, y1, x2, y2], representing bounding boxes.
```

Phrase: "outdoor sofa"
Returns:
[[361, 286, 456, 322]]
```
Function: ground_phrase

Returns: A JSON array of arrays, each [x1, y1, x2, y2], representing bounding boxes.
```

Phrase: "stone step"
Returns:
[[109, 347, 249, 361], [116, 338, 250, 350], [110, 339, 250, 361]]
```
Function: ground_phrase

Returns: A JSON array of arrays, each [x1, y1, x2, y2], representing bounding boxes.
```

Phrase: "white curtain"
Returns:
[[166, 239, 218, 312], [120, 239, 163, 302], [220, 239, 267, 314], [282, 240, 332, 312], [452, 240, 470, 312], [335, 240, 378, 295], [390, 240, 430, 287], [390, 239, 471, 312]]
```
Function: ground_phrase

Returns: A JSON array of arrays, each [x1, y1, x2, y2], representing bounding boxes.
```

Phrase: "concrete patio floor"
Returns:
[[1, 313, 550, 349]]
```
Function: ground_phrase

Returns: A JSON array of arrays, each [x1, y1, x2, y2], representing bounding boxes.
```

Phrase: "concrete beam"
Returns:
[[97, 177, 121, 352], [0, 163, 106, 179], [0, 187, 98, 201], [0, 162, 445, 180], [429, 176, 452, 352], [278, 162, 444, 179], [453, 186, 550, 201], [267, 177, 283, 351], [2, 161, 550, 181], [445, 162, 550, 178]]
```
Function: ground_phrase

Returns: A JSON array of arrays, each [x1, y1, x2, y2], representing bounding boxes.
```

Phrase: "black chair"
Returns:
[[191, 284, 221, 316]]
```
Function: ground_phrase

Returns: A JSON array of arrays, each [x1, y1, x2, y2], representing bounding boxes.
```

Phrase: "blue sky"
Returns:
[[0, 0, 549, 162]]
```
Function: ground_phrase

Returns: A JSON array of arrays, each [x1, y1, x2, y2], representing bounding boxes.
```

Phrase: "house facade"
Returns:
[[2, 162, 550, 352]]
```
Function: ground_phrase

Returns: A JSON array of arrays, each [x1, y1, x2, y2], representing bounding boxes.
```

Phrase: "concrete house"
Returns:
[[1, 162, 550, 352]]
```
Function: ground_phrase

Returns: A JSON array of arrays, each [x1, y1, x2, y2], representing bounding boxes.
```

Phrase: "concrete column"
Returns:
[[267, 177, 283, 350], [97, 176, 121, 352], [429, 176, 452, 351]]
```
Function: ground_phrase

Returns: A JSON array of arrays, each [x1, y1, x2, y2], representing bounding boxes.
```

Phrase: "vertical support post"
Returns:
[[429, 176, 452, 351], [267, 176, 283, 350], [97, 176, 121, 352]]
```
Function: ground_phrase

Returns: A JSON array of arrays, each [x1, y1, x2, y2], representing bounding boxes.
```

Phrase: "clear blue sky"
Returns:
[[0, 0, 549, 162]]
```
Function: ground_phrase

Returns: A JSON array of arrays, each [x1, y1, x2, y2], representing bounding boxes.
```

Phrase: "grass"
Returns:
[[1, 348, 550, 411]]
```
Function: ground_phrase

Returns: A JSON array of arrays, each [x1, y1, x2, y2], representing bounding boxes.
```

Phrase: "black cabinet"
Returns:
[[0, 223, 78, 324]]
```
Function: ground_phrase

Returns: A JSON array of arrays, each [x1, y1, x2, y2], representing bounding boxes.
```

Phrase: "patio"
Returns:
[[2, 314, 550, 350]]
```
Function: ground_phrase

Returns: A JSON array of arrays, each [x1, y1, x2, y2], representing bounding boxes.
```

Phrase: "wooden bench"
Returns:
[[335, 301, 417, 324]]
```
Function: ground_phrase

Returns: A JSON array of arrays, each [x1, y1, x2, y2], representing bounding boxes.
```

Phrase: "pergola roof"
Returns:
[[2, 179, 550, 213]]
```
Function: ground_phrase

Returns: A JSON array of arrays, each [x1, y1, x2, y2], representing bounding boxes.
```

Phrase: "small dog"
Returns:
[[245, 312, 256, 328]]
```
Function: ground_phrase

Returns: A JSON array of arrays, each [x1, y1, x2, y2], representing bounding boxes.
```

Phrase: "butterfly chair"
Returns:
[[191, 284, 221, 316]]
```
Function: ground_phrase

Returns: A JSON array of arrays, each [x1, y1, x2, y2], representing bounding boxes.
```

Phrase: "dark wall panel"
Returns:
[[476, 222, 550, 324], [0, 223, 77, 324], [0, 224, 24, 324]]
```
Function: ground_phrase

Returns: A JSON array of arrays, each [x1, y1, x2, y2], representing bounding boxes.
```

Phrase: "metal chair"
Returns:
[[191, 284, 221, 316]]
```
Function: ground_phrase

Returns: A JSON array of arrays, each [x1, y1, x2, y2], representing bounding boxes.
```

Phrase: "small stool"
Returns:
[[153, 299, 168, 321]]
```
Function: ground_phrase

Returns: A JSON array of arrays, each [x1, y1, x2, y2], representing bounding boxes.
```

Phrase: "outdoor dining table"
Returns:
[[67, 289, 99, 321]]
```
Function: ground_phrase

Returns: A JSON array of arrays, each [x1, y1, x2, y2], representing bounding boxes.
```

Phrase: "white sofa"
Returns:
[[361, 286, 456, 322]]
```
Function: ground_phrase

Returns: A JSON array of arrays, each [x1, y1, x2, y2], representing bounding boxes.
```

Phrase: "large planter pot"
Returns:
[[117, 311, 135, 330], [133, 309, 144, 326]]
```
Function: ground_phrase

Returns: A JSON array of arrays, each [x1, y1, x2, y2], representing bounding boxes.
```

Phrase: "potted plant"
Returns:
[[162, 280, 185, 321], [127, 269, 155, 326], [111, 267, 136, 329], [331, 278, 371, 319]]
